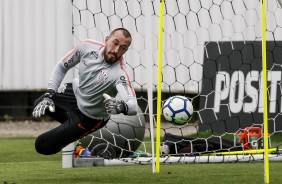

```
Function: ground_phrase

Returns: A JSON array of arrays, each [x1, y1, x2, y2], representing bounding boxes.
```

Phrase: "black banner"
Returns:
[[199, 41, 282, 132]]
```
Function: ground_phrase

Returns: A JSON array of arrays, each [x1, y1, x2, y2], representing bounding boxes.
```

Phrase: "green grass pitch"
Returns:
[[0, 138, 282, 184]]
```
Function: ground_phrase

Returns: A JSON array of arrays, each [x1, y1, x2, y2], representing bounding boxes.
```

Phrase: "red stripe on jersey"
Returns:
[[119, 60, 136, 97], [84, 39, 105, 47], [62, 49, 75, 62], [62, 39, 105, 62]]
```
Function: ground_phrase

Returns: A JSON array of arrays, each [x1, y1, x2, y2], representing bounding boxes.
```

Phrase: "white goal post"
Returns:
[[62, 0, 282, 170]]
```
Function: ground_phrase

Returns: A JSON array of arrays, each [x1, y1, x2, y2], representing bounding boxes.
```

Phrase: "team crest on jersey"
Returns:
[[97, 70, 108, 84], [89, 51, 98, 60]]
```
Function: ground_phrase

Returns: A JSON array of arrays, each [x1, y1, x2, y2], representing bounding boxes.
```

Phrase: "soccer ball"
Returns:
[[162, 95, 193, 125]]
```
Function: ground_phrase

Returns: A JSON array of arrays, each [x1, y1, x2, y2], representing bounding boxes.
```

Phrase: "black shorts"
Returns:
[[34, 83, 109, 155]]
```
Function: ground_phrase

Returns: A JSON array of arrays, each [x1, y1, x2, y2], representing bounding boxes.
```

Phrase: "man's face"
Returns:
[[103, 31, 131, 64]]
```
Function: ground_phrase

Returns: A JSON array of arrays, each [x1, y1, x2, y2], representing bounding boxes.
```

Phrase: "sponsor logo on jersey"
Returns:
[[63, 51, 79, 67], [64, 56, 74, 67], [119, 76, 130, 95], [89, 51, 98, 60], [97, 70, 108, 84]]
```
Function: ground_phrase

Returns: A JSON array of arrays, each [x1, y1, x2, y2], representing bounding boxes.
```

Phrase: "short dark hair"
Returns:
[[110, 28, 131, 38]]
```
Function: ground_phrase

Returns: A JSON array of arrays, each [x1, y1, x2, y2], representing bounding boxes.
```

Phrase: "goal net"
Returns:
[[64, 0, 282, 167]]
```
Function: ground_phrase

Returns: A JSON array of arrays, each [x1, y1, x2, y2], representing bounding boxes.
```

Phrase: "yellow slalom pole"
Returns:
[[156, 0, 164, 173], [202, 148, 276, 156], [261, 0, 270, 183]]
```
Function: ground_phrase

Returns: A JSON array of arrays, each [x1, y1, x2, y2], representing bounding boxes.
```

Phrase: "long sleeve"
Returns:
[[115, 76, 138, 115], [47, 44, 83, 91], [47, 62, 70, 91]]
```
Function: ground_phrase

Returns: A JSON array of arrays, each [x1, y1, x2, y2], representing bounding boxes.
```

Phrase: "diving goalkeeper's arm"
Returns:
[[32, 47, 82, 118], [103, 76, 138, 116]]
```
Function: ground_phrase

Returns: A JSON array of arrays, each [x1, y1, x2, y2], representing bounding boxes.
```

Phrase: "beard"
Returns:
[[104, 49, 120, 64]]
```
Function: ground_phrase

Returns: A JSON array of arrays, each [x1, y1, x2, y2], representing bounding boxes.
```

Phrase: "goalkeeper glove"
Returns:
[[32, 89, 55, 118], [103, 94, 128, 115]]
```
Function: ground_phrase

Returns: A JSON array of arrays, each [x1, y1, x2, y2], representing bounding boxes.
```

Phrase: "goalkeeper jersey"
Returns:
[[47, 39, 137, 120]]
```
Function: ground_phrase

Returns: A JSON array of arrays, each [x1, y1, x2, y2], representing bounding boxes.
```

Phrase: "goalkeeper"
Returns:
[[32, 28, 138, 155]]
